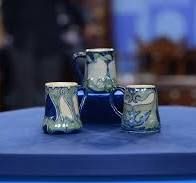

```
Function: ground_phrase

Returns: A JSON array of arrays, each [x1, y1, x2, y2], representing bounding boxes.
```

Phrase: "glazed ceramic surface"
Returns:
[[73, 48, 117, 92], [110, 85, 160, 133], [43, 82, 82, 134]]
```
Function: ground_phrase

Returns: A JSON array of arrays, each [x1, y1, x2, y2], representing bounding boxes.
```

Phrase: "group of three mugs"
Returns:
[[43, 48, 161, 134]]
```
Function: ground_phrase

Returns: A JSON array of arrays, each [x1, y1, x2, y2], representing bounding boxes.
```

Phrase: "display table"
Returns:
[[0, 106, 196, 182]]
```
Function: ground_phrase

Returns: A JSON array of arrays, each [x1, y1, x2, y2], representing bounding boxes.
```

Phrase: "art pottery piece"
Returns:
[[110, 85, 160, 133], [43, 82, 86, 134], [73, 48, 117, 92]]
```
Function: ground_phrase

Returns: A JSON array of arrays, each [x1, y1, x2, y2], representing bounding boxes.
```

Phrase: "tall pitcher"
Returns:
[[73, 48, 117, 92]]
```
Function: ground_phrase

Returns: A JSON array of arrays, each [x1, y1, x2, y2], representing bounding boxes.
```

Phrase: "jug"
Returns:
[[73, 48, 117, 92]]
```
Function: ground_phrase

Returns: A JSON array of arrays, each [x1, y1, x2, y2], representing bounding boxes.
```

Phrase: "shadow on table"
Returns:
[[47, 123, 158, 150]]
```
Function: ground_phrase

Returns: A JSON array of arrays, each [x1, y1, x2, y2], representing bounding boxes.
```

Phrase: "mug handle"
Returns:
[[77, 86, 88, 113], [110, 86, 125, 117], [73, 52, 86, 81]]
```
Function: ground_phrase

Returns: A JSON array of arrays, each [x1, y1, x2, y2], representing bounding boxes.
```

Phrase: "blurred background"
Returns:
[[0, 0, 196, 110]]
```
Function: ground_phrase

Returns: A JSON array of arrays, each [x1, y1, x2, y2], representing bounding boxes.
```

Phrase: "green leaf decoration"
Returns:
[[94, 53, 101, 60], [104, 54, 112, 61]]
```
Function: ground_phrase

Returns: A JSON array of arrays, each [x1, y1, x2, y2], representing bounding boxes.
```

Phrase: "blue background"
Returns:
[[112, 0, 196, 73]]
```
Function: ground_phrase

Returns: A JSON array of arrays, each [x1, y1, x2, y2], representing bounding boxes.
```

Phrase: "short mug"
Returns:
[[43, 82, 86, 134], [110, 85, 160, 133], [73, 48, 117, 92]]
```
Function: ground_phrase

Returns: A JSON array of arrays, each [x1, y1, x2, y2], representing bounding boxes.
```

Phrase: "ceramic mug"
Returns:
[[110, 85, 160, 133], [43, 82, 86, 134], [73, 48, 117, 92]]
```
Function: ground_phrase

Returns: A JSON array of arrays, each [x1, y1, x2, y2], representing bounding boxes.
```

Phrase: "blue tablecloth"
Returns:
[[0, 104, 196, 177]]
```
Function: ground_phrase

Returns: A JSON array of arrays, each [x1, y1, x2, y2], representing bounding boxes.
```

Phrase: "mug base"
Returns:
[[43, 124, 82, 134], [42, 119, 82, 134], [43, 125, 81, 134], [121, 127, 160, 134]]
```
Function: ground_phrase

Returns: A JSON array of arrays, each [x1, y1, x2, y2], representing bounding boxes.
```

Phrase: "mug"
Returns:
[[43, 82, 86, 134], [73, 48, 117, 92], [110, 85, 160, 133]]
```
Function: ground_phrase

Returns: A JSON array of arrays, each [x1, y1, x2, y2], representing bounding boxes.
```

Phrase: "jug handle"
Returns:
[[77, 86, 87, 113], [110, 86, 125, 117], [73, 52, 86, 81]]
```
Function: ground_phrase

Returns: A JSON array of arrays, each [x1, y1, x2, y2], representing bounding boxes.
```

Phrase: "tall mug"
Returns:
[[43, 82, 86, 134], [110, 85, 161, 133]]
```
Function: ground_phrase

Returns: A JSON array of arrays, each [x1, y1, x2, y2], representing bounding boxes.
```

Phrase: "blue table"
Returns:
[[0, 105, 196, 182]]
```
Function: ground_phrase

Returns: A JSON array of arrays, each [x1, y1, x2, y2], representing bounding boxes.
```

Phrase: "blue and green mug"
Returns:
[[43, 82, 86, 134], [110, 85, 161, 133]]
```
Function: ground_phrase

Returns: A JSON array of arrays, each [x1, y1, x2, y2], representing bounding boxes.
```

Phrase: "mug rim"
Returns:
[[86, 48, 114, 52], [45, 82, 78, 88], [126, 85, 156, 89]]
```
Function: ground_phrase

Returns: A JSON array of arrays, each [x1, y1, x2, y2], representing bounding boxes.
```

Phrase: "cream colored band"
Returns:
[[86, 48, 114, 52], [45, 82, 78, 88]]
